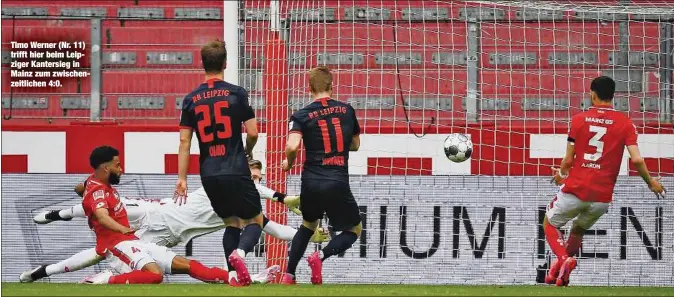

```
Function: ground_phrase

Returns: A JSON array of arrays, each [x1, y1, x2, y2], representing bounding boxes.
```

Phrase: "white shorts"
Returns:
[[106, 240, 177, 274], [546, 190, 610, 230]]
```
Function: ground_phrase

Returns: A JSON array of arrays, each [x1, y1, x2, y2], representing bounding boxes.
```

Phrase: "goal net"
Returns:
[[242, 0, 674, 285]]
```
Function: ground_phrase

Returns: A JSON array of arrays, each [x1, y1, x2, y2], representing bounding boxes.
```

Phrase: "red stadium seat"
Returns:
[[481, 23, 620, 50], [101, 70, 202, 95], [102, 20, 223, 46]]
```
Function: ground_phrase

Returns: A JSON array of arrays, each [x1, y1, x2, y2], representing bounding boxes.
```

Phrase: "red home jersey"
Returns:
[[82, 175, 137, 255], [561, 107, 638, 203]]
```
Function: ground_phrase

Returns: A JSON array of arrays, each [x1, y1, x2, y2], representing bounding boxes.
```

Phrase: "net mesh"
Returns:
[[242, 0, 674, 285]]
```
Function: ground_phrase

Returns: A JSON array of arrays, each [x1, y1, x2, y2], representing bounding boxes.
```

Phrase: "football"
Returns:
[[443, 133, 473, 163]]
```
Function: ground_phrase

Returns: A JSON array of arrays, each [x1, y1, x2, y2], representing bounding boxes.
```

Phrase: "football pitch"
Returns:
[[3, 283, 674, 296]]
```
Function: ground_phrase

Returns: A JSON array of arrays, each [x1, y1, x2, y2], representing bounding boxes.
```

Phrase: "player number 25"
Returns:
[[584, 125, 607, 162], [195, 101, 232, 143], [318, 118, 344, 153]]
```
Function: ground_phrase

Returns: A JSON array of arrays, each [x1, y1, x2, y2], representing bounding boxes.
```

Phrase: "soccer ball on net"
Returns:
[[443, 133, 473, 163]]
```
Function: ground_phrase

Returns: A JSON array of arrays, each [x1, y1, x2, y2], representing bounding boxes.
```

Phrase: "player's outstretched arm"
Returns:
[[263, 220, 329, 243], [254, 184, 301, 215], [627, 145, 666, 198]]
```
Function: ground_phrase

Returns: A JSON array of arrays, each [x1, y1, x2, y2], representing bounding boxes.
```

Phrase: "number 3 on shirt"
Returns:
[[318, 118, 344, 153], [584, 125, 607, 161], [195, 101, 232, 143]]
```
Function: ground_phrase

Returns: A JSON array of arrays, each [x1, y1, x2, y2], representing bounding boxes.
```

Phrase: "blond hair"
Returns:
[[308, 66, 333, 94]]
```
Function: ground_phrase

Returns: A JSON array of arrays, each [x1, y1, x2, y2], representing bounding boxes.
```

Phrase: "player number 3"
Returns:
[[195, 101, 232, 143], [584, 125, 607, 162]]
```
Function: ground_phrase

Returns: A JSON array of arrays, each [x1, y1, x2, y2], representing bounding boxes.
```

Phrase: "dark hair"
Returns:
[[590, 76, 616, 101], [248, 159, 262, 170], [90, 146, 119, 169], [201, 40, 227, 74]]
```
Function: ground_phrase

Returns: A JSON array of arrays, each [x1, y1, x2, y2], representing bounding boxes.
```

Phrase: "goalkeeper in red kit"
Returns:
[[80, 146, 230, 284], [544, 76, 666, 287]]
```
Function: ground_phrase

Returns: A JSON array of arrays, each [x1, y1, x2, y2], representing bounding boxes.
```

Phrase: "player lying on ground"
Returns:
[[22, 159, 328, 284], [70, 146, 235, 284], [280, 66, 363, 285], [544, 76, 666, 287]]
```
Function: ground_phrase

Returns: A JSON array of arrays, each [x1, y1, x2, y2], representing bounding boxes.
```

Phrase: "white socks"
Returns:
[[59, 204, 85, 219], [45, 248, 102, 275]]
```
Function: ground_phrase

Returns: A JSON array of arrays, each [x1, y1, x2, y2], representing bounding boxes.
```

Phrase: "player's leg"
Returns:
[[33, 204, 85, 224], [83, 240, 163, 284], [221, 217, 242, 283], [138, 241, 228, 284], [20, 248, 103, 282], [320, 186, 362, 261], [557, 201, 609, 286], [227, 176, 265, 286], [281, 181, 324, 285], [307, 183, 362, 285], [220, 216, 282, 285], [544, 192, 584, 285], [105, 263, 164, 285], [567, 201, 608, 256], [250, 265, 281, 284], [200, 175, 242, 283]]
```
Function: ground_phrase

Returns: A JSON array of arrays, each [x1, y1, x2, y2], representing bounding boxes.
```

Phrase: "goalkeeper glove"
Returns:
[[310, 227, 330, 243], [283, 195, 302, 215]]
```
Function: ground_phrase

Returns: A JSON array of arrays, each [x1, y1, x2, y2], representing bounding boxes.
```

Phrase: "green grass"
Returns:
[[3, 283, 674, 296]]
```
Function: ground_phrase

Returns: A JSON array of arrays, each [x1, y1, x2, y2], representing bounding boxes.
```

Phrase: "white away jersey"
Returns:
[[123, 185, 281, 245]]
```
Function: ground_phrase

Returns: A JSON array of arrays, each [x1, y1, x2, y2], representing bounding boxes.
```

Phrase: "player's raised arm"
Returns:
[[625, 123, 666, 198]]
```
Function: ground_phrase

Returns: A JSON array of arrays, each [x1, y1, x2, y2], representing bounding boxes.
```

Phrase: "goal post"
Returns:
[[245, 0, 674, 285], [262, 0, 291, 278]]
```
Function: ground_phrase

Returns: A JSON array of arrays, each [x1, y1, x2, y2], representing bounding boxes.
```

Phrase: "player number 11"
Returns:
[[584, 125, 607, 162], [318, 118, 344, 153]]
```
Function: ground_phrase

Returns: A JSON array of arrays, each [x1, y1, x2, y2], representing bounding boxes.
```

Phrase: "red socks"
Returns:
[[108, 270, 163, 284], [188, 260, 229, 284], [566, 233, 583, 257], [544, 222, 569, 261], [107, 261, 228, 285]]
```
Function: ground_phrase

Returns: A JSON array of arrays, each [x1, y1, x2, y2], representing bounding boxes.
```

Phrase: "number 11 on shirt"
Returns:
[[318, 118, 344, 154]]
